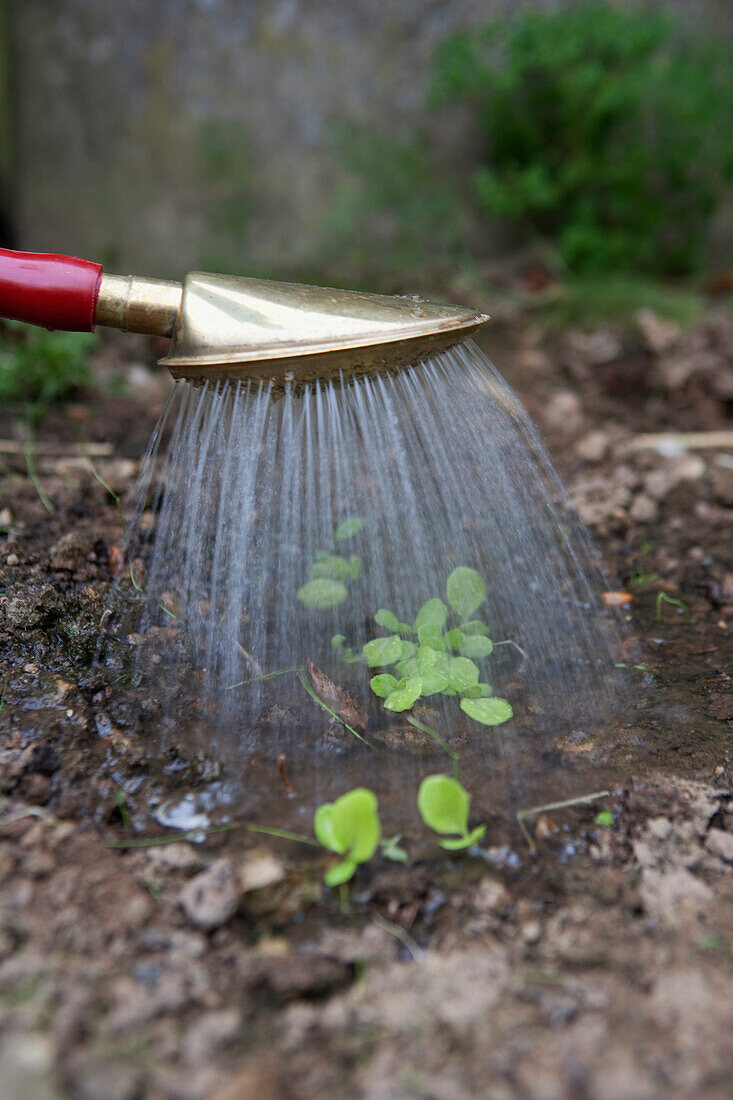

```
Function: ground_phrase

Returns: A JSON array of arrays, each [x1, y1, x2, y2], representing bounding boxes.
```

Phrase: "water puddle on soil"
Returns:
[[112, 341, 633, 833]]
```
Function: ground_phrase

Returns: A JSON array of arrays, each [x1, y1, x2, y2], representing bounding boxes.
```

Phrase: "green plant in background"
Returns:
[[316, 121, 470, 288], [198, 118, 256, 275], [0, 321, 96, 421], [365, 566, 513, 727], [430, 3, 733, 277], [314, 787, 381, 885], [418, 774, 485, 850]]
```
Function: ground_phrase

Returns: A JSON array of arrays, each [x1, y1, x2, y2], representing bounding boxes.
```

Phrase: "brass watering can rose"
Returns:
[[0, 248, 488, 391]]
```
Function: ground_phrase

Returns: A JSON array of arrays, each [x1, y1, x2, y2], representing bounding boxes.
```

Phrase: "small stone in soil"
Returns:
[[576, 430, 610, 463], [705, 828, 733, 863], [180, 859, 239, 931]]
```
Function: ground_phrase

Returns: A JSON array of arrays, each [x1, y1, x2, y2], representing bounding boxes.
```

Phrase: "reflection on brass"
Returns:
[[95, 273, 182, 337], [94, 269, 489, 389]]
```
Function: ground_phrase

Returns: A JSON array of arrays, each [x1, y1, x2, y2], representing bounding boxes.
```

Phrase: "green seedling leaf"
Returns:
[[335, 516, 367, 540], [447, 567, 485, 619], [375, 608, 400, 631], [440, 825, 486, 851], [399, 640, 418, 660], [418, 774, 484, 850], [380, 835, 408, 863], [362, 634, 403, 667], [460, 682, 493, 700], [331, 788, 381, 862], [446, 630, 493, 658], [448, 656, 480, 693], [324, 859, 358, 887], [416, 646, 450, 695], [375, 609, 414, 635], [331, 637, 360, 663], [311, 554, 361, 581], [395, 656, 419, 678], [414, 598, 447, 632], [314, 788, 381, 886], [417, 626, 448, 652], [460, 620, 491, 636], [458, 634, 493, 658], [297, 578, 348, 610], [594, 810, 614, 827], [418, 774, 469, 836], [460, 696, 513, 726], [418, 673, 450, 697], [370, 673, 398, 699], [384, 676, 422, 712], [314, 803, 339, 852]]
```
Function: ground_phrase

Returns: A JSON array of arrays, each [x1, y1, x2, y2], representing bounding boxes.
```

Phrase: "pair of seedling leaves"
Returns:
[[296, 517, 366, 610], [314, 776, 484, 886], [360, 566, 512, 728]]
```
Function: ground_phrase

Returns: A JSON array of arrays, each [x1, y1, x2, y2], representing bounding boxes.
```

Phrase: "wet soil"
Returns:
[[0, 308, 731, 1099]]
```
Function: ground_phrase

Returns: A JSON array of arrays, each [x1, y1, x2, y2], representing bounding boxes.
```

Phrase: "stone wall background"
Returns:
[[4, 0, 731, 284]]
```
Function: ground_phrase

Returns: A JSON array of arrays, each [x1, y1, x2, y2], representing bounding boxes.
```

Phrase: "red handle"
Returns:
[[0, 248, 103, 332]]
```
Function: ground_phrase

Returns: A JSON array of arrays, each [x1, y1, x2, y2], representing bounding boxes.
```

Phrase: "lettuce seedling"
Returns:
[[314, 787, 381, 886], [417, 774, 485, 850], [363, 567, 513, 726]]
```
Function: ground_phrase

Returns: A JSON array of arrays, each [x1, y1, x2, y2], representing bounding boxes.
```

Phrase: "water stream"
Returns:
[[122, 341, 625, 820]]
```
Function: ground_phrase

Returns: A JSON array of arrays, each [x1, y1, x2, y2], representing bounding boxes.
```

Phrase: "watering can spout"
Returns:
[[0, 248, 489, 388]]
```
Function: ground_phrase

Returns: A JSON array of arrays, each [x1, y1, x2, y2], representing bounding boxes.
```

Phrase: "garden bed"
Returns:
[[1, 303, 731, 1099]]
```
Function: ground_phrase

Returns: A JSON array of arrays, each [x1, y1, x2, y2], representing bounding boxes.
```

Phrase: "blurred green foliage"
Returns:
[[534, 276, 703, 331], [430, 3, 733, 276], [318, 122, 470, 289], [0, 321, 96, 421], [197, 118, 255, 275]]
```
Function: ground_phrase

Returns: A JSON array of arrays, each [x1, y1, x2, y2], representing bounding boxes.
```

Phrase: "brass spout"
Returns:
[[94, 269, 488, 390]]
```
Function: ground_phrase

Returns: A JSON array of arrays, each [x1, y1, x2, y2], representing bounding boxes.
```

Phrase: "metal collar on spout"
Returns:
[[95, 273, 182, 337]]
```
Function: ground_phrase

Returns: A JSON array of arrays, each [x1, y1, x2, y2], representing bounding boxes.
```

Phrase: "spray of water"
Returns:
[[123, 341, 623, 815]]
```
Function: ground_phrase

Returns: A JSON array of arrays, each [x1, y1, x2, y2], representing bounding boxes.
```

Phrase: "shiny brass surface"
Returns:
[[162, 272, 488, 388], [93, 269, 489, 389], [95, 273, 182, 337]]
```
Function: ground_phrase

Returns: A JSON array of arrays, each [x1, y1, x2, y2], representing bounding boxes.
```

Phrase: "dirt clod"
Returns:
[[180, 858, 239, 931]]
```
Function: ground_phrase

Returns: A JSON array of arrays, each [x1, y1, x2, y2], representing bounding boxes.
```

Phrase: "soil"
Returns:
[[1, 307, 731, 1099]]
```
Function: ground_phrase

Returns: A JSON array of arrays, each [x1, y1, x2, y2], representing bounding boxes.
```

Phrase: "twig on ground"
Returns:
[[297, 670, 374, 749], [82, 447, 126, 531], [371, 913, 424, 961], [624, 430, 733, 453], [226, 666, 303, 690], [406, 715, 460, 779], [23, 440, 54, 514], [517, 789, 611, 854], [0, 440, 113, 456], [104, 822, 239, 848], [241, 822, 319, 847]]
